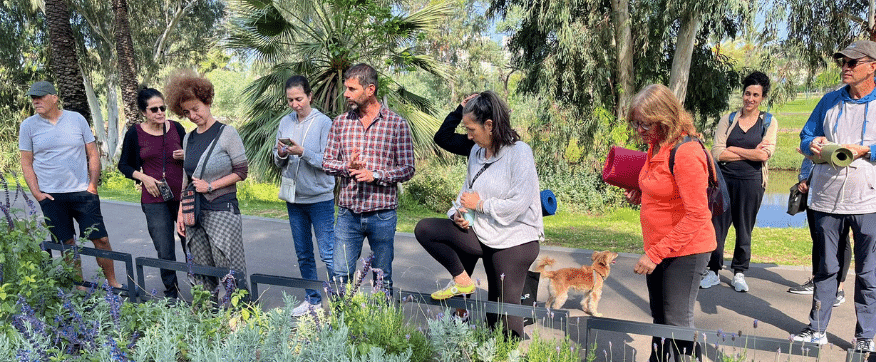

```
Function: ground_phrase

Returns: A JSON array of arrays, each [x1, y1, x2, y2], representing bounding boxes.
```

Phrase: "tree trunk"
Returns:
[[105, 75, 121, 164], [869, 0, 875, 41], [612, 0, 634, 120], [113, 0, 140, 127], [668, 10, 702, 106], [44, 0, 91, 123], [83, 73, 110, 167]]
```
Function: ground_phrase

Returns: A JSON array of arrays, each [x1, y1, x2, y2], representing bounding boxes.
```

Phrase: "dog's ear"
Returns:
[[595, 251, 610, 266], [591, 251, 601, 262]]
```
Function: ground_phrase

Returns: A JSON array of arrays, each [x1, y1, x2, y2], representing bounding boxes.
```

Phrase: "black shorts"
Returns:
[[38, 191, 109, 242]]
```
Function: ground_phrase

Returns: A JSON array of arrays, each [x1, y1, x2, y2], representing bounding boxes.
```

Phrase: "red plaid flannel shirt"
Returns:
[[323, 105, 416, 213]]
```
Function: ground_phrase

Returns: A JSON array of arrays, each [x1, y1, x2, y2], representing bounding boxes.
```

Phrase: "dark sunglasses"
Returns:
[[148, 105, 167, 113], [836, 57, 873, 68]]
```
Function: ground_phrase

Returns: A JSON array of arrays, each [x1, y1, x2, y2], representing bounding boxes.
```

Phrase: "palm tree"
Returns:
[[113, 0, 141, 127], [225, 0, 453, 181], [44, 0, 91, 123]]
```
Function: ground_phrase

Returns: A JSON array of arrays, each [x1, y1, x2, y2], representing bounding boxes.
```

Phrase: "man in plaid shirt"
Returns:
[[323, 63, 415, 288]]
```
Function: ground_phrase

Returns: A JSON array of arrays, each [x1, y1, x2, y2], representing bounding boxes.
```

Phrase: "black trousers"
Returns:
[[807, 208, 852, 284], [647, 252, 709, 362], [808, 211, 876, 339], [415, 218, 540, 338], [709, 176, 764, 273]]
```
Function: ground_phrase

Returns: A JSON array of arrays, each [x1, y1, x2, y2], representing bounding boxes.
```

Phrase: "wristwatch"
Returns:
[[207, 183, 213, 193]]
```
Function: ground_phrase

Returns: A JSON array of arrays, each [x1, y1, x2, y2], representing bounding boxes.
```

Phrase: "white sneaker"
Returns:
[[699, 271, 719, 289], [792, 328, 827, 345], [731, 273, 749, 292], [291, 300, 322, 317]]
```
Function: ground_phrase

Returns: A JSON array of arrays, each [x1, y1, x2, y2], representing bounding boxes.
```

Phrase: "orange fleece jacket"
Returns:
[[639, 140, 717, 264]]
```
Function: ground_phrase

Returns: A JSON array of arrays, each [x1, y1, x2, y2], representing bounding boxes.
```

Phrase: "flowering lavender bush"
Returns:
[[0, 173, 77, 320], [0, 237, 585, 361]]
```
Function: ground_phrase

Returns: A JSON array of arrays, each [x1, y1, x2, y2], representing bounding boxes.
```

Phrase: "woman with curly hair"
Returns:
[[167, 69, 249, 295], [624, 84, 716, 362], [701, 71, 778, 292]]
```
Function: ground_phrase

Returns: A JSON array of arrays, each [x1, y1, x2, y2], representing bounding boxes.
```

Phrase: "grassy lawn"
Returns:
[[770, 97, 820, 170]]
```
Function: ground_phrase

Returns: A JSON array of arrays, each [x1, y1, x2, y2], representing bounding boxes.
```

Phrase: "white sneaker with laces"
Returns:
[[700, 270, 719, 289], [792, 328, 827, 345], [291, 300, 322, 317], [732, 272, 749, 292]]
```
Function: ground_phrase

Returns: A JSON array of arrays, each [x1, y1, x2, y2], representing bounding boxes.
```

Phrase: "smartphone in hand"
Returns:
[[279, 138, 294, 146]]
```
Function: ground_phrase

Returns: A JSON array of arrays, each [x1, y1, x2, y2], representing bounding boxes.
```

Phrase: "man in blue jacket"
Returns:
[[793, 40, 876, 352]]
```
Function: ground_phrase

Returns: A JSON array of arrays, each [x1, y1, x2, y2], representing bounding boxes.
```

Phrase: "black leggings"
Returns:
[[415, 218, 540, 337], [710, 176, 764, 273], [647, 252, 709, 362]]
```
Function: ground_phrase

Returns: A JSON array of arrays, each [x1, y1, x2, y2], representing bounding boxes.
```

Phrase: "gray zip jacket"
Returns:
[[273, 108, 335, 203]]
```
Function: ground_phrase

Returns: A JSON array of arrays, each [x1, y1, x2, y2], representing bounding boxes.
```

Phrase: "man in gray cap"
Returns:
[[18, 80, 124, 291], [793, 40, 876, 352]]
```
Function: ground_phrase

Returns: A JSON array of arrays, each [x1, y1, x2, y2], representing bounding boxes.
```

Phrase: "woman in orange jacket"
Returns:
[[624, 84, 717, 362]]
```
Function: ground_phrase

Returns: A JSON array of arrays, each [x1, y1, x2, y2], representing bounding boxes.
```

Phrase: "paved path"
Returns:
[[11, 196, 862, 361]]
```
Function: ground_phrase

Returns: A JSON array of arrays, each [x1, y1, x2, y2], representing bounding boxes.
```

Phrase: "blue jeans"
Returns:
[[332, 208, 397, 288], [141, 201, 182, 298], [286, 199, 335, 304]]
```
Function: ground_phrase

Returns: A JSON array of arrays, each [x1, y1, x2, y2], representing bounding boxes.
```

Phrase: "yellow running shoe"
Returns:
[[431, 281, 475, 300]]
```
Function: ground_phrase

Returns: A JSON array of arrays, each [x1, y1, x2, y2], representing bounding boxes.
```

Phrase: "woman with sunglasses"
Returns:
[[118, 87, 186, 300], [701, 71, 778, 292], [624, 84, 716, 362]]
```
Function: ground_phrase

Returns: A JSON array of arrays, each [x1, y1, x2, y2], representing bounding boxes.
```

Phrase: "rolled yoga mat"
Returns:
[[602, 146, 647, 190], [541, 189, 557, 216], [812, 143, 854, 167]]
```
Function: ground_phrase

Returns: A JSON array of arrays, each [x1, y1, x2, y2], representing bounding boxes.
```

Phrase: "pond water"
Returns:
[[757, 192, 806, 228], [755, 169, 806, 228]]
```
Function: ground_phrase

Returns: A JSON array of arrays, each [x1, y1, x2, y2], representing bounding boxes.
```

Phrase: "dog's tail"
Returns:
[[533, 256, 556, 274]]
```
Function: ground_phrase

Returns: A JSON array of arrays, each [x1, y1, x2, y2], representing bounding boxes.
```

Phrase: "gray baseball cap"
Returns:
[[26, 81, 57, 97], [834, 40, 876, 60]]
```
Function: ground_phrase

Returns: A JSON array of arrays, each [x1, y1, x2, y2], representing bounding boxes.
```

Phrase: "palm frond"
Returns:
[[225, 3, 296, 63], [384, 89, 443, 159]]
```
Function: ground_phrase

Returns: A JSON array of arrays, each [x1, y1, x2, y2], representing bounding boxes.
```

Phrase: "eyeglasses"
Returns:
[[836, 57, 874, 68], [630, 121, 653, 131], [148, 105, 167, 113]]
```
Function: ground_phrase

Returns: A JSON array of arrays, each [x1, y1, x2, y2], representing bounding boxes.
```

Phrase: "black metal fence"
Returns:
[[41, 241, 137, 300], [41, 244, 858, 360]]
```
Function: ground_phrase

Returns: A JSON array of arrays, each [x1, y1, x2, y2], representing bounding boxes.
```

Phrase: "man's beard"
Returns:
[[347, 99, 363, 114]]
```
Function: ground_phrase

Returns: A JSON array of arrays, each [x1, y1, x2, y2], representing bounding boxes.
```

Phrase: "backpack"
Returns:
[[727, 111, 772, 136], [668, 136, 730, 216]]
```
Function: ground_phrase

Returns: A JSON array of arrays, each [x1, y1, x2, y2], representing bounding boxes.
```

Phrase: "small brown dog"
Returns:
[[534, 251, 619, 317]]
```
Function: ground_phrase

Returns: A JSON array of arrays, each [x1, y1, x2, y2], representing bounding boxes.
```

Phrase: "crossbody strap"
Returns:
[[161, 122, 167, 179], [196, 124, 225, 180], [468, 161, 494, 189], [291, 116, 316, 179]]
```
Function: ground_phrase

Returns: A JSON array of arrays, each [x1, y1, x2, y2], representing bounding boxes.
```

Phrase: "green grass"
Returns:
[[769, 96, 820, 171], [772, 96, 820, 117]]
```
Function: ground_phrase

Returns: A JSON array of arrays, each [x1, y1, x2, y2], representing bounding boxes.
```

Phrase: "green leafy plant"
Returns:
[[0, 173, 78, 321]]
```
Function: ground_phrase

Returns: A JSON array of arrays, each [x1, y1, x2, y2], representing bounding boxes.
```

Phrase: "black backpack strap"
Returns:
[[669, 135, 718, 186]]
